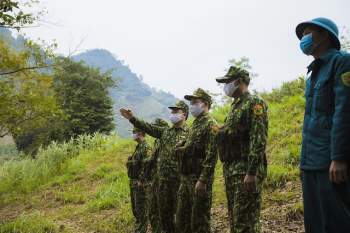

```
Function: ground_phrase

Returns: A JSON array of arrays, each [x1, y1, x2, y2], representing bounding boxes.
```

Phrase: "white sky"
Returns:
[[23, 0, 350, 98]]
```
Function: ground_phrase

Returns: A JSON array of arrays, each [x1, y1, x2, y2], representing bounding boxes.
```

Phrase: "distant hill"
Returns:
[[0, 27, 177, 138], [73, 49, 177, 137]]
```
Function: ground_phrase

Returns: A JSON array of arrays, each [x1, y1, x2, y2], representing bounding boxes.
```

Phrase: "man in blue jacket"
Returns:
[[296, 17, 350, 233]]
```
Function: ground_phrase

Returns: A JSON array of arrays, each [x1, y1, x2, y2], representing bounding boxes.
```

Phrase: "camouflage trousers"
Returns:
[[158, 176, 180, 233], [146, 175, 161, 233], [130, 180, 147, 233], [224, 174, 263, 233], [176, 175, 213, 233]]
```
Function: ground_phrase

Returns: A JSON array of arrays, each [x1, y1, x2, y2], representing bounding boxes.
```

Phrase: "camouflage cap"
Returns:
[[168, 100, 189, 113], [153, 118, 169, 127], [184, 88, 212, 107], [215, 66, 250, 84]]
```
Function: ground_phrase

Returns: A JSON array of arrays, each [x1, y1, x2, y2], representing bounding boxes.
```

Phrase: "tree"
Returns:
[[340, 27, 350, 52], [0, 39, 62, 139], [53, 57, 115, 140], [0, 0, 39, 30]]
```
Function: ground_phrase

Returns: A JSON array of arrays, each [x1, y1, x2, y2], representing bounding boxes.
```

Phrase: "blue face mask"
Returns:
[[300, 33, 314, 55]]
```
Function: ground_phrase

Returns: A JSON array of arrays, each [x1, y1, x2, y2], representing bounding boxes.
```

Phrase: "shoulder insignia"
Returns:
[[341, 72, 350, 87], [211, 125, 220, 135], [253, 104, 264, 116]]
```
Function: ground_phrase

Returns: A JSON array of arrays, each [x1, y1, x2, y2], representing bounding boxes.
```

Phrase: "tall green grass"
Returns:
[[0, 133, 127, 195]]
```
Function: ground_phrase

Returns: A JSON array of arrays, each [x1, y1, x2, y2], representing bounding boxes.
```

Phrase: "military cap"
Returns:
[[215, 66, 250, 84], [184, 88, 212, 107], [168, 100, 189, 113], [153, 118, 169, 127]]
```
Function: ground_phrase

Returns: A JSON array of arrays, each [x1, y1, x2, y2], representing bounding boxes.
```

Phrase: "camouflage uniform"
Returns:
[[175, 88, 218, 233], [127, 137, 151, 233], [144, 119, 169, 233], [129, 101, 189, 233], [216, 66, 268, 233]]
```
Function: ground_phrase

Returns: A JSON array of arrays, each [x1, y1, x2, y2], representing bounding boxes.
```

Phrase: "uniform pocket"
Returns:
[[314, 78, 334, 114]]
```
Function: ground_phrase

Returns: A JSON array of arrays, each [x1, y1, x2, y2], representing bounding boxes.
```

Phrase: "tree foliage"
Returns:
[[0, 36, 115, 155], [0, 39, 62, 142], [0, 0, 39, 30], [53, 57, 115, 140]]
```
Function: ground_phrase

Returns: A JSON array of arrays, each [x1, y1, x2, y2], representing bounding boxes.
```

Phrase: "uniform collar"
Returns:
[[307, 48, 337, 72], [171, 122, 188, 131], [137, 140, 146, 147], [232, 91, 250, 105], [193, 112, 208, 123]]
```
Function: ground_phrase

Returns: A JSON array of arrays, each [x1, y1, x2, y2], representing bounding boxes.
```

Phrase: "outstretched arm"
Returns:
[[120, 108, 165, 138]]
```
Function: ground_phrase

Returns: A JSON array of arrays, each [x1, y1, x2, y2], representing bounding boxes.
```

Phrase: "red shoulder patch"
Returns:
[[253, 104, 264, 116]]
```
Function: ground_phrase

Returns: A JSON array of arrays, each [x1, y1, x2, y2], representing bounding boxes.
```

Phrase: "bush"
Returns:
[[0, 133, 116, 195]]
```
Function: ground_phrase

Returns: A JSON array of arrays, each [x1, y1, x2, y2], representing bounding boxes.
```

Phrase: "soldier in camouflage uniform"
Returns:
[[144, 118, 170, 233], [215, 66, 268, 233], [120, 101, 189, 233], [126, 127, 151, 233], [175, 88, 218, 233]]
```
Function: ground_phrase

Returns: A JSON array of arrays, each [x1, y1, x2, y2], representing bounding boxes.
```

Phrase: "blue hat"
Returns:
[[296, 17, 340, 50]]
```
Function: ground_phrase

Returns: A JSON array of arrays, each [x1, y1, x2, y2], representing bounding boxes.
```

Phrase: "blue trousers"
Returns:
[[302, 170, 350, 233]]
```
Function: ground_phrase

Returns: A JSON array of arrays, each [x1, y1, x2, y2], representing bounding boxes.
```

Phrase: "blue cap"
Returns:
[[296, 17, 340, 50]]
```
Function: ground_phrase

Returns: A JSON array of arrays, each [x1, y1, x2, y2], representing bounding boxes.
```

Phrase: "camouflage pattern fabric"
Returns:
[[130, 180, 148, 233], [127, 140, 151, 233], [175, 112, 218, 233], [147, 175, 160, 233], [129, 117, 189, 233], [224, 174, 263, 233], [184, 88, 213, 108], [221, 92, 268, 177], [145, 138, 164, 233], [176, 176, 213, 233], [220, 92, 268, 233]]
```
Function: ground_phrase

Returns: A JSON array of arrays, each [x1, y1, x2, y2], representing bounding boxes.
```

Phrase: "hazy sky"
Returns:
[[23, 0, 350, 98]]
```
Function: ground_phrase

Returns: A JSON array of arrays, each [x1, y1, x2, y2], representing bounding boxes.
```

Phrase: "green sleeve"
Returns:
[[130, 117, 165, 138], [247, 99, 268, 175], [199, 121, 218, 184]]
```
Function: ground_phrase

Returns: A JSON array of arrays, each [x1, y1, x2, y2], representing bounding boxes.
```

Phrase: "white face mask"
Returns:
[[170, 113, 184, 124], [224, 81, 239, 97], [190, 103, 204, 117]]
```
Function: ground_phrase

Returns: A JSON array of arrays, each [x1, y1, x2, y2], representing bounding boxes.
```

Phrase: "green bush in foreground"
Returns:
[[0, 133, 117, 195]]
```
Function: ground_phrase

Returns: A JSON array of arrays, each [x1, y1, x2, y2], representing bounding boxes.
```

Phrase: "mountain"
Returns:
[[0, 28, 177, 138], [73, 49, 177, 137]]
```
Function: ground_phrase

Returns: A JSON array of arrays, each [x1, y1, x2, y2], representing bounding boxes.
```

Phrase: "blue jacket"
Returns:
[[301, 49, 350, 170]]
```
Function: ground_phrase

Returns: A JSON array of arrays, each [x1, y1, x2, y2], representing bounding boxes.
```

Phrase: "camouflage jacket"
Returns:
[[144, 138, 162, 181], [130, 117, 189, 179], [178, 113, 218, 184], [221, 92, 268, 177], [127, 140, 151, 182]]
